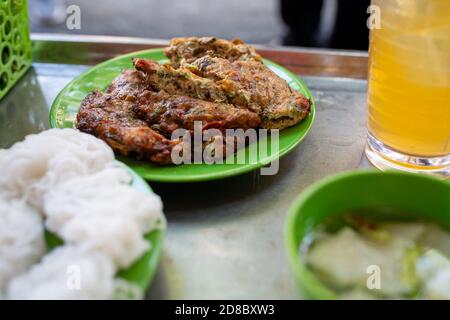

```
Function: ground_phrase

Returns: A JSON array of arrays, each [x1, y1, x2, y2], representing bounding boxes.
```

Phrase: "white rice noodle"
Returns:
[[0, 129, 115, 209], [58, 214, 150, 269], [44, 166, 165, 234], [42, 164, 132, 232], [43, 165, 164, 268], [0, 198, 46, 294], [0, 129, 165, 299], [7, 246, 115, 300]]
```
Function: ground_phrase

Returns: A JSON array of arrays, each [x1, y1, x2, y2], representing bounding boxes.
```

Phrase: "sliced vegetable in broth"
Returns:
[[304, 210, 450, 300]]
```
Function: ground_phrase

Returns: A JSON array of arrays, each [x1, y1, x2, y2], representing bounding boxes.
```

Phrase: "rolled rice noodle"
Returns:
[[44, 165, 165, 234], [0, 197, 46, 294], [7, 246, 115, 300], [0, 129, 115, 209], [0, 129, 165, 299]]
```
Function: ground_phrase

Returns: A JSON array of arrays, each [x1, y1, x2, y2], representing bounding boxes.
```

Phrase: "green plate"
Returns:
[[50, 48, 315, 182], [46, 166, 163, 297]]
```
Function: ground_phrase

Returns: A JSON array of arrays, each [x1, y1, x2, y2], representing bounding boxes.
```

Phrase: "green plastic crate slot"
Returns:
[[0, 0, 32, 100]]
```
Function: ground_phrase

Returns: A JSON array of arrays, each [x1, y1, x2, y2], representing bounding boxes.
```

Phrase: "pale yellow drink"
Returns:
[[367, 0, 450, 173]]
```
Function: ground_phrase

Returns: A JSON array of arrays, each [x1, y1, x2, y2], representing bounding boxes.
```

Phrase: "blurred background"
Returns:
[[29, 0, 370, 50]]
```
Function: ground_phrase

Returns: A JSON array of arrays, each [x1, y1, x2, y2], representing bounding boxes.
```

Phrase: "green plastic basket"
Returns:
[[0, 0, 31, 100]]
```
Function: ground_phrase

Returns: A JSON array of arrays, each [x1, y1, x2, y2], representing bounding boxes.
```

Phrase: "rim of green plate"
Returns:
[[118, 166, 164, 293]]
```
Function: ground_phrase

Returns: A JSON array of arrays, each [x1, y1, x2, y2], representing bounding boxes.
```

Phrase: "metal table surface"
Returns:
[[0, 35, 372, 299]]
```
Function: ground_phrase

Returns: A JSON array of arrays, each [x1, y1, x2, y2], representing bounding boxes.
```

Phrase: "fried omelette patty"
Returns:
[[189, 56, 310, 129], [77, 90, 179, 164], [76, 69, 260, 165], [134, 90, 261, 135], [165, 37, 262, 67], [134, 56, 310, 130], [77, 37, 311, 165], [133, 58, 228, 102], [106, 68, 148, 101], [77, 70, 179, 164]]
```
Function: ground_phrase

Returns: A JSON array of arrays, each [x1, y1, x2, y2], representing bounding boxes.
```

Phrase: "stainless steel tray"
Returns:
[[0, 35, 372, 299]]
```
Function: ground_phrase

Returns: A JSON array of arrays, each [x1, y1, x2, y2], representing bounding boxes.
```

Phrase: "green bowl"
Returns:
[[285, 170, 450, 300]]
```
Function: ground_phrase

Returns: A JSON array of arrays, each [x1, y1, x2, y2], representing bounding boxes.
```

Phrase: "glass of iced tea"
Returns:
[[366, 0, 450, 176]]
